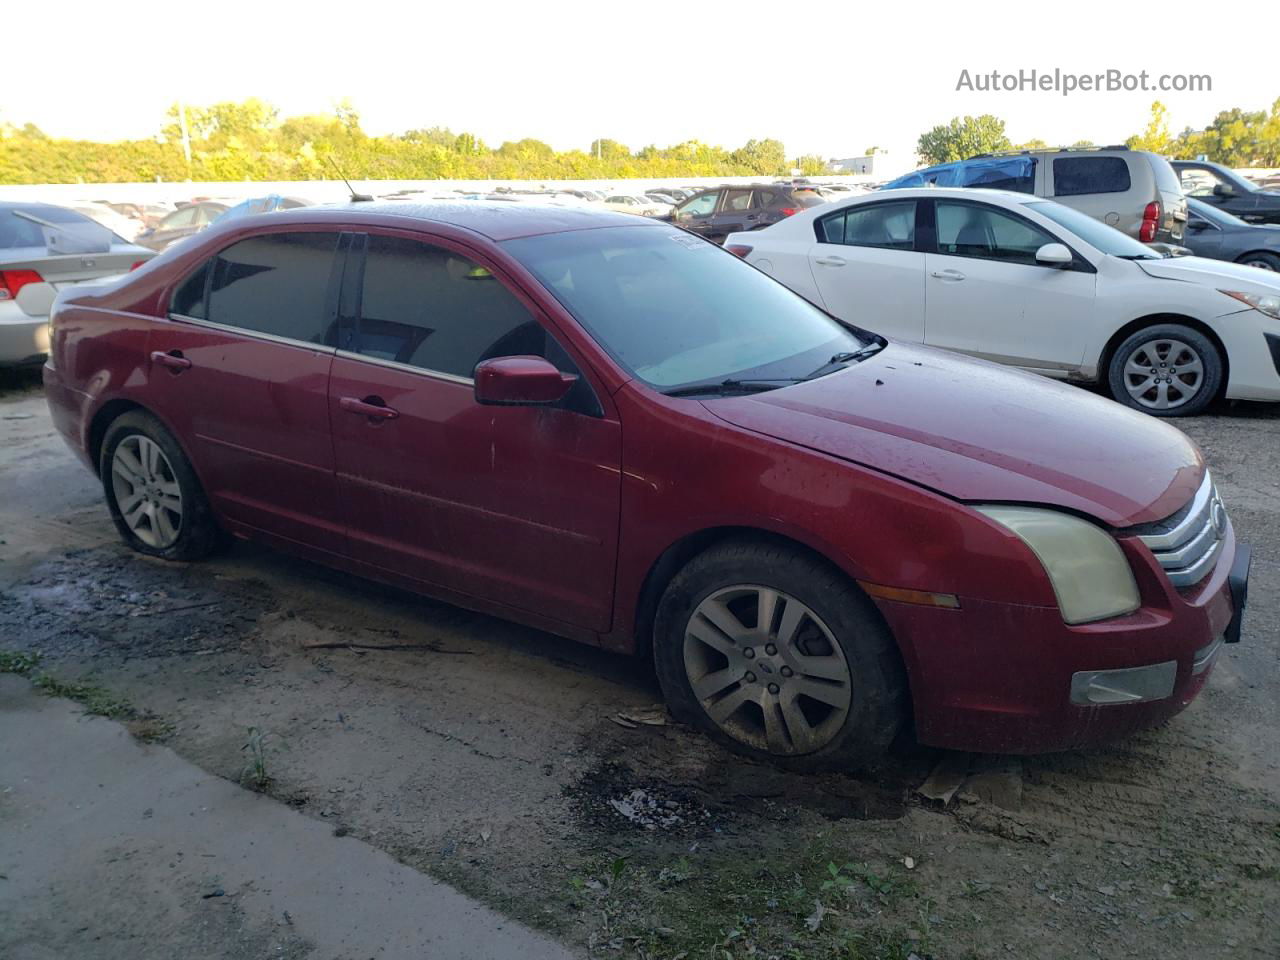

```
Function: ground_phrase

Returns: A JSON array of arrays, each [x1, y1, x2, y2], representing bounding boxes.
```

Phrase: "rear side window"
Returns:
[[1053, 156, 1131, 197], [203, 232, 339, 343], [958, 157, 1036, 193], [722, 189, 753, 212], [819, 201, 916, 250], [754, 189, 777, 208], [357, 235, 547, 379]]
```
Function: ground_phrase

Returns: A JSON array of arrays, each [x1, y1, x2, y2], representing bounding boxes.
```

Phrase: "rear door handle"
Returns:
[[340, 396, 399, 420], [930, 269, 966, 281], [150, 350, 191, 371], [814, 256, 847, 267]]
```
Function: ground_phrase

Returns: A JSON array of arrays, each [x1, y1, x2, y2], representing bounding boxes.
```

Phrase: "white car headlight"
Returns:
[[1220, 289, 1280, 320], [975, 506, 1140, 625]]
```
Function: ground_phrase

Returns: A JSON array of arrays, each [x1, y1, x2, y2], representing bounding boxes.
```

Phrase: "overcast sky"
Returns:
[[7, 0, 1274, 164]]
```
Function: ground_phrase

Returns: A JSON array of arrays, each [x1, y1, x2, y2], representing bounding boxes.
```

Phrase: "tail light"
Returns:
[[726, 244, 754, 258], [1139, 202, 1160, 243], [779, 207, 799, 217], [130, 260, 149, 271], [0, 269, 44, 301]]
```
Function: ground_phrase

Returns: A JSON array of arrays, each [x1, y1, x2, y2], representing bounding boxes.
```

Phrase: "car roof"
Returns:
[[863, 187, 1041, 205], [234, 200, 653, 242]]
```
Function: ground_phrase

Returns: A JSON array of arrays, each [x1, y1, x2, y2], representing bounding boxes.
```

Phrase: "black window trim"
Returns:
[[811, 198, 925, 253], [342, 227, 605, 417], [164, 227, 348, 349], [923, 197, 1097, 273]]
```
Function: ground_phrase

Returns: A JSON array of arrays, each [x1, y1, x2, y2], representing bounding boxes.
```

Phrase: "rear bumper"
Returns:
[[880, 528, 1243, 754], [42, 362, 96, 472], [0, 303, 50, 366]]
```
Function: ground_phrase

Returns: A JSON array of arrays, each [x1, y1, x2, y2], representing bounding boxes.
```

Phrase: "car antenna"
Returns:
[[325, 156, 373, 202]]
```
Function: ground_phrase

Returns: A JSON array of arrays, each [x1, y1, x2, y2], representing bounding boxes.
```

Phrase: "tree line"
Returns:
[[0, 98, 830, 185], [916, 98, 1280, 167]]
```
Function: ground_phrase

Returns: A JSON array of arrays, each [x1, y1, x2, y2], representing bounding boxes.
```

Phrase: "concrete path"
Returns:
[[0, 675, 577, 960]]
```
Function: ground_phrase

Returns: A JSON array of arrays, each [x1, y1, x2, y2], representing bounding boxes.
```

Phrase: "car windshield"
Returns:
[[504, 224, 868, 391], [1024, 201, 1163, 259]]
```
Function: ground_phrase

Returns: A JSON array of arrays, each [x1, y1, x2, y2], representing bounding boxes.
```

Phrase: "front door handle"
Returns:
[[340, 396, 399, 420], [150, 349, 191, 371], [814, 256, 847, 267], [930, 269, 966, 281]]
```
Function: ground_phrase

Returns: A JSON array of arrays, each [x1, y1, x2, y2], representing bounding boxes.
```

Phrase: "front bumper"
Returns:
[[876, 529, 1246, 754]]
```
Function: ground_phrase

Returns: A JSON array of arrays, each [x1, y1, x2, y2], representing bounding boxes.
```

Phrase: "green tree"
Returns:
[[916, 115, 1011, 164], [731, 138, 787, 175], [1126, 101, 1172, 154], [793, 154, 829, 176]]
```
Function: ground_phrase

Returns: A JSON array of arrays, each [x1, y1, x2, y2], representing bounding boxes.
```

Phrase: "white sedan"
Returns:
[[726, 187, 1280, 416], [603, 194, 674, 218]]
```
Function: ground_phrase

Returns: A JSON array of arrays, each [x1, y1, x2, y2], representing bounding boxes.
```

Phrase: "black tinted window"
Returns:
[[754, 189, 777, 207], [357, 236, 543, 379], [206, 232, 338, 343], [171, 261, 211, 318], [958, 157, 1036, 193], [1053, 157, 1131, 197], [819, 201, 916, 250]]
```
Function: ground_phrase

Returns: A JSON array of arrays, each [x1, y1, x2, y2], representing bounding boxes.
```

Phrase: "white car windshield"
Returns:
[[1025, 201, 1163, 260], [504, 225, 872, 393]]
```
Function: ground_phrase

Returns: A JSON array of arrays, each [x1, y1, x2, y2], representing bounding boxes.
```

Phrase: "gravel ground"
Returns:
[[2, 370, 1277, 960]]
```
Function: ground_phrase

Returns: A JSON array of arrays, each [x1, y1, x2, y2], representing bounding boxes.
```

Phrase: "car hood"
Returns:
[[702, 343, 1203, 527], [1134, 254, 1280, 291]]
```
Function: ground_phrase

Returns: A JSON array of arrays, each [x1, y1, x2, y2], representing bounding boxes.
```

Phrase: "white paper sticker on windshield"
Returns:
[[669, 233, 709, 250]]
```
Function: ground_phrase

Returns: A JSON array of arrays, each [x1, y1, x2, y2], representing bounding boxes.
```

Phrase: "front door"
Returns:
[[146, 230, 345, 554], [672, 190, 721, 239], [923, 199, 1095, 374], [328, 232, 622, 633]]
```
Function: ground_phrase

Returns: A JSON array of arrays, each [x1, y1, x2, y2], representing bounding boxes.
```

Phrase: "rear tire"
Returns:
[[1237, 252, 1280, 271], [101, 411, 221, 561], [653, 538, 907, 772], [1106, 324, 1222, 417]]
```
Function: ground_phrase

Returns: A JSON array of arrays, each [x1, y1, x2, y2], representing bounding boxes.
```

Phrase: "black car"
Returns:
[[1181, 198, 1280, 271], [669, 184, 827, 243], [1171, 160, 1280, 225]]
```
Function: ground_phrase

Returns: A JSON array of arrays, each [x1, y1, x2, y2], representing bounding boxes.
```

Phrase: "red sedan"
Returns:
[[43, 202, 1250, 766]]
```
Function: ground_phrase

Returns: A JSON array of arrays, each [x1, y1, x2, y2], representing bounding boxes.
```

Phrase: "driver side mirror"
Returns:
[[474, 356, 577, 407], [1213, 182, 1236, 199], [1035, 243, 1074, 267]]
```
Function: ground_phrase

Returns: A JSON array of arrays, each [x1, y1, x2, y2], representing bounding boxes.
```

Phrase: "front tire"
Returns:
[[101, 410, 220, 561], [653, 539, 907, 771], [1106, 324, 1223, 417]]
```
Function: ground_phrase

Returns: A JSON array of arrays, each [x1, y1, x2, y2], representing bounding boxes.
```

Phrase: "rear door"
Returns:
[[327, 231, 622, 632], [806, 199, 926, 341], [713, 188, 756, 239], [145, 229, 346, 554], [923, 199, 1095, 372]]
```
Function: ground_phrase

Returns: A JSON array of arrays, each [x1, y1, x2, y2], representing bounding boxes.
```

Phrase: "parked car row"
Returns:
[[43, 199, 1251, 767]]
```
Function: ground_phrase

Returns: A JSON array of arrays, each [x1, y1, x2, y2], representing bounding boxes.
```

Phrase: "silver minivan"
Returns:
[[883, 147, 1188, 245]]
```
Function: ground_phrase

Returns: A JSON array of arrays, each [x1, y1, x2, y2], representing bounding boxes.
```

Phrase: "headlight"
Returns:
[[1220, 289, 1280, 320], [975, 506, 1140, 625]]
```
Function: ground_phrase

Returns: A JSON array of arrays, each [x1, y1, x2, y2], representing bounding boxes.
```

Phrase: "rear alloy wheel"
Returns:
[[1238, 252, 1280, 271], [654, 539, 907, 771], [101, 411, 221, 561], [1107, 324, 1223, 417]]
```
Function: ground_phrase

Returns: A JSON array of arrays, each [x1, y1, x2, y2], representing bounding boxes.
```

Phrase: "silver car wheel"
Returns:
[[1242, 257, 1276, 271], [110, 435, 183, 549], [683, 585, 852, 756], [1122, 338, 1204, 411]]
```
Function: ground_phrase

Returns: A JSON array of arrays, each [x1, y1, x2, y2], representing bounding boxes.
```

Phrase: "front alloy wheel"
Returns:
[[684, 585, 852, 755], [1107, 323, 1223, 417]]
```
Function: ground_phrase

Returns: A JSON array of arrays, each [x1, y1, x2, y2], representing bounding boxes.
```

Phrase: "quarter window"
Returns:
[[203, 232, 340, 343], [1053, 156, 1131, 196], [935, 202, 1056, 265], [819, 201, 916, 250]]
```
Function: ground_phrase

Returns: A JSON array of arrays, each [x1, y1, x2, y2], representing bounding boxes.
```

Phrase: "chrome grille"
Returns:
[[1131, 473, 1228, 588]]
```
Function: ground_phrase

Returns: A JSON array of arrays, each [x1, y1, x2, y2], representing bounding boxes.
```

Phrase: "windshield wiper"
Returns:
[[1115, 253, 1162, 260], [803, 341, 886, 380], [663, 378, 800, 398]]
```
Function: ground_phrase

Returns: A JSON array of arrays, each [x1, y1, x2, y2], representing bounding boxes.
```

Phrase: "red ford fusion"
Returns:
[[43, 202, 1250, 767]]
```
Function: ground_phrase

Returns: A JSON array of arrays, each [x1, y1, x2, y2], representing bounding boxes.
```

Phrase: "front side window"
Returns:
[[356, 235, 556, 380], [504, 224, 868, 391], [935, 201, 1056, 265], [1052, 156, 1131, 197], [958, 157, 1035, 193], [203, 232, 340, 342], [677, 192, 718, 217], [1179, 166, 1226, 198], [819, 201, 916, 250]]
